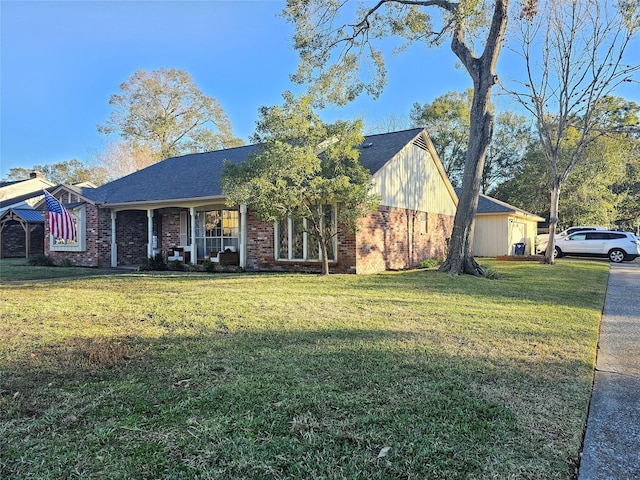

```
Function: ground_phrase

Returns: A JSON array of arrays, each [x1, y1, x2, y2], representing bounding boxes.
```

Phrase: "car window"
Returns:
[[569, 233, 587, 241], [608, 233, 627, 239], [587, 233, 607, 240], [567, 227, 595, 235]]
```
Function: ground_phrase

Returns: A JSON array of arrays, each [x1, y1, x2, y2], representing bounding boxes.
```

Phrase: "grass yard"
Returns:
[[0, 257, 118, 282], [0, 259, 609, 479]]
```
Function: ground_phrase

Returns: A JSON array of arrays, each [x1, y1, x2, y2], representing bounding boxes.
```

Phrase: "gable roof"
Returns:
[[455, 188, 544, 221], [0, 176, 56, 211], [357, 128, 425, 174], [83, 129, 430, 207], [0, 208, 45, 223]]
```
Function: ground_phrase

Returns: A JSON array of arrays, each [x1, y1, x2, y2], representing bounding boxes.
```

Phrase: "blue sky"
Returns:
[[1, 1, 638, 179]]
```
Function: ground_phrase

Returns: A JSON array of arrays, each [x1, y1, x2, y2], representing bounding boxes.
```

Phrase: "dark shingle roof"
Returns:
[[455, 188, 541, 218], [84, 144, 259, 204], [84, 129, 426, 206], [357, 128, 425, 174]]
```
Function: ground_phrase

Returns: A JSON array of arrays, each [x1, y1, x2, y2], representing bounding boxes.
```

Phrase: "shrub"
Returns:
[[59, 258, 74, 268], [201, 260, 217, 273], [480, 264, 501, 280], [139, 254, 167, 271], [167, 260, 185, 271], [418, 257, 443, 269], [27, 254, 56, 267]]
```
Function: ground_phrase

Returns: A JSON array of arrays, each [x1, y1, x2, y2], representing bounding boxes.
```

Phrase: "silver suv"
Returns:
[[536, 226, 607, 253], [554, 230, 640, 263]]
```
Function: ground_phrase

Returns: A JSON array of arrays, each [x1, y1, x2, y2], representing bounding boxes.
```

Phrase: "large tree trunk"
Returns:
[[439, 0, 509, 276], [439, 88, 495, 276]]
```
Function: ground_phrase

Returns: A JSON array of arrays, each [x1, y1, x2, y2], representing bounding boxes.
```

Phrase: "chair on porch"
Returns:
[[210, 246, 239, 266], [167, 247, 185, 262]]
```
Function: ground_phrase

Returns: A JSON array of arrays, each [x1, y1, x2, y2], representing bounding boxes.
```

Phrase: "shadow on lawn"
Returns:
[[1, 325, 588, 479], [346, 264, 608, 312]]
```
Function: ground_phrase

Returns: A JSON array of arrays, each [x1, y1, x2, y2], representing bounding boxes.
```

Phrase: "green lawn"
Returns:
[[0, 260, 609, 479], [0, 257, 119, 282]]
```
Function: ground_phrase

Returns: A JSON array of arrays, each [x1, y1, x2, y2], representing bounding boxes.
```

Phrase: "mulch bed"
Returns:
[[495, 255, 545, 262]]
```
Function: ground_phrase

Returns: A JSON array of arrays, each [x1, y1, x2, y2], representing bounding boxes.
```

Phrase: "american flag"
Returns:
[[44, 191, 77, 241]]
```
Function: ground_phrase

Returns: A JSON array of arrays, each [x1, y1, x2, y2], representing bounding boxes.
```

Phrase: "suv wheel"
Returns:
[[554, 246, 562, 258], [609, 249, 626, 263]]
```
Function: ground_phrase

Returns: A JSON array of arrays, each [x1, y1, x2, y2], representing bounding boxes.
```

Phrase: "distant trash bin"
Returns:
[[514, 242, 526, 255]]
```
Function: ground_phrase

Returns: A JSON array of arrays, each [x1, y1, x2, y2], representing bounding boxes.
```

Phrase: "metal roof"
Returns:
[[1, 208, 45, 223]]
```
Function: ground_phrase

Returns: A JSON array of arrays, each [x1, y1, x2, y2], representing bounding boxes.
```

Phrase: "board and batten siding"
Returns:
[[472, 215, 509, 257], [370, 140, 457, 216], [473, 214, 539, 257]]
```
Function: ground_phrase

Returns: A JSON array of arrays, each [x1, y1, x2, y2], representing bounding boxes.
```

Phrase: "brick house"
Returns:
[[38, 128, 457, 274]]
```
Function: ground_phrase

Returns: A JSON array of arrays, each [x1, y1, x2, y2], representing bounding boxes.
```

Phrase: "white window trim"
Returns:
[[50, 204, 86, 252], [275, 205, 337, 262]]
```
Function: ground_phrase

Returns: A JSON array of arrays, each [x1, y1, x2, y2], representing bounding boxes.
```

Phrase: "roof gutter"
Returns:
[[99, 195, 227, 210]]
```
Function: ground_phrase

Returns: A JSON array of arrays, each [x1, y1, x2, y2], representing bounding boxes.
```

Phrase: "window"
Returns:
[[276, 205, 337, 262], [569, 233, 587, 241], [194, 208, 239, 258], [50, 205, 86, 252], [419, 212, 428, 233]]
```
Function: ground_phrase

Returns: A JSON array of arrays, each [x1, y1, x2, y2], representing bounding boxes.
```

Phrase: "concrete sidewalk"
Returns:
[[578, 262, 640, 480]]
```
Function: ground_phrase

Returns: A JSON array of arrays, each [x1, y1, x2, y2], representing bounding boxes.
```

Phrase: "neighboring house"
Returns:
[[0, 172, 55, 258], [458, 188, 544, 257], [38, 128, 458, 274], [0, 172, 55, 213]]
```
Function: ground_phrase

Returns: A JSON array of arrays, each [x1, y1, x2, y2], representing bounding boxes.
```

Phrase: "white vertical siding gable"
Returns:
[[370, 131, 457, 215]]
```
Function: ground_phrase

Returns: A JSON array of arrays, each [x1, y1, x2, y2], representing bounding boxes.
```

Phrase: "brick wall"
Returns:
[[355, 205, 453, 274], [243, 206, 452, 275], [46, 200, 104, 267], [244, 210, 356, 274], [1, 221, 44, 257], [44, 202, 453, 273], [114, 210, 147, 266], [159, 208, 183, 253]]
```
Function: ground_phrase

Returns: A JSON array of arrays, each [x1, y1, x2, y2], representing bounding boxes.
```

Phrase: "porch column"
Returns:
[[240, 204, 247, 268], [111, 211, 117, 267], [24, 221, 31, 259], [190, 207, 196, 264], [147, 209, 154, 258]]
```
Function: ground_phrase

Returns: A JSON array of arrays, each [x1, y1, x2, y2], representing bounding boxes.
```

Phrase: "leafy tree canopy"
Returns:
[[492, 97, 640, 230], [98, 68, 244, 161], [284, 0, 510, 276], [222, 92, 379, 274], [411, 89, 532, 191], [3, 159, 101, 185]]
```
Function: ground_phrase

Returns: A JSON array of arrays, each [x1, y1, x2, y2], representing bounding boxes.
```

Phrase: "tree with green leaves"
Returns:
[[98, 68, 244, 161], [410, 90, 471, 186], [492, 100, 640, 230], [222, 92, 379, 275], [482, 110, 532, 194], [284, 0, 509, 276], [411, 89, 531, 192], [2, 159, 102, 185], [612, 136, 640, 231], [507, 0, 639, 263]]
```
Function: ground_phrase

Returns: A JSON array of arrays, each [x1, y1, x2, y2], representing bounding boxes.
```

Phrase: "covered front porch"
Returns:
[[107, 200, 248, 268]]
